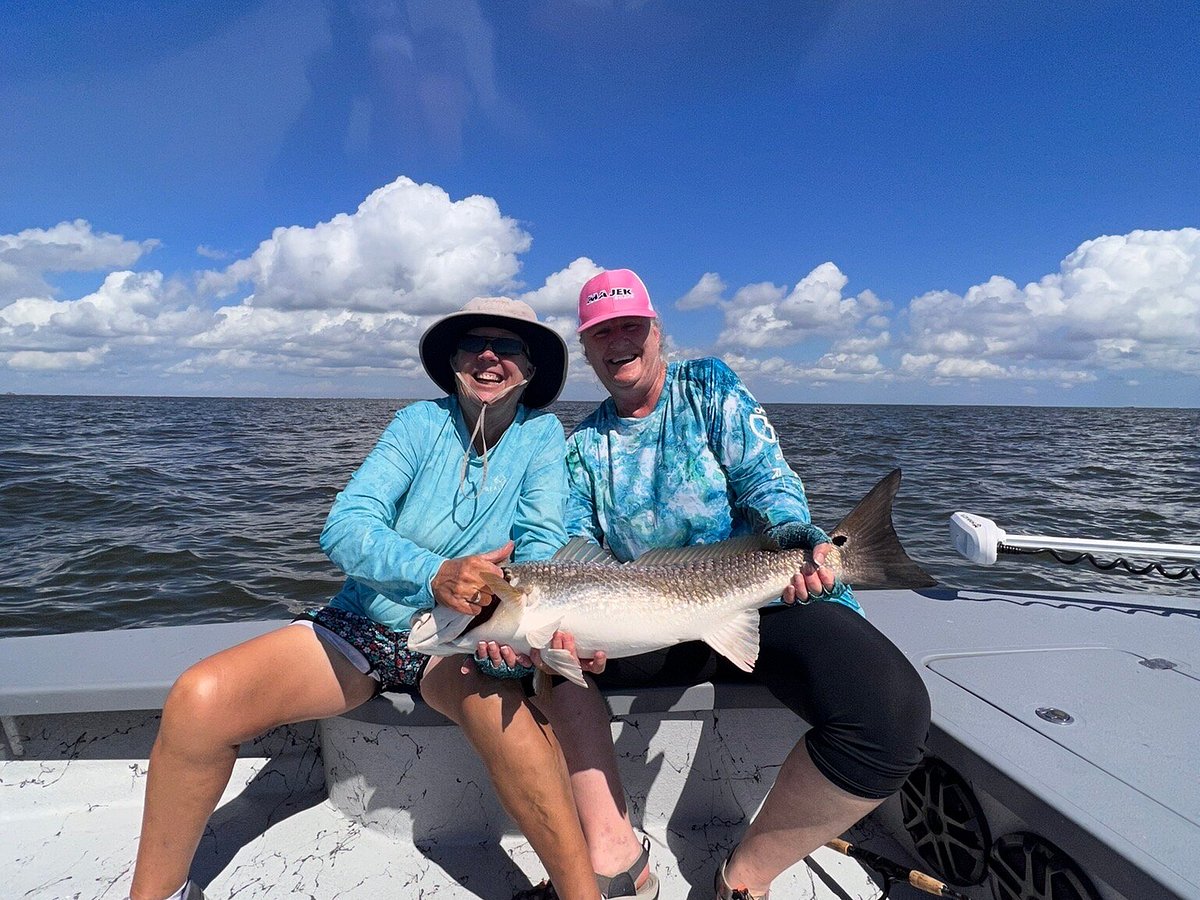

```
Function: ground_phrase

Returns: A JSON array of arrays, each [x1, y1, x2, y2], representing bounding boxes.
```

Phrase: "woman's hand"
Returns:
[[464, 640, 535, 678], [781, 541, 837, 604], [431, 540, 514, 615]]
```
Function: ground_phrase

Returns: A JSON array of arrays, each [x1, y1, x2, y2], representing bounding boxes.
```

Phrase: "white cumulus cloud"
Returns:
[[199, 177, 532, 313], [715, 262, 891, 350], [183, 304, 424, 375], [0, 270, 205, 371], [676, 272, 727, 310], [519, 257, 602, 318], [0, 220, 157, 303]]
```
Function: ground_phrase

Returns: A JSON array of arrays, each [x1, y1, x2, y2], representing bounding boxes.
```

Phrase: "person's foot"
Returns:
[[713, 851, 768, 900], [511, 838, 659, 900], [596, 837, 658, 898]]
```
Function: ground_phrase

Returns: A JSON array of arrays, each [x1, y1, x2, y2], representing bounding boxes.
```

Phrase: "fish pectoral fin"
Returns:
[[407, 606, 474, 653], [700, 611, 761, 673], [480, 572, 525, 604], [523, 616, 563, 650], [538, 647, 587, 688]]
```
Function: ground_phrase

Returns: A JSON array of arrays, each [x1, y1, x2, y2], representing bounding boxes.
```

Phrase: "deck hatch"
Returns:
[[927, 647, 1199, 828]]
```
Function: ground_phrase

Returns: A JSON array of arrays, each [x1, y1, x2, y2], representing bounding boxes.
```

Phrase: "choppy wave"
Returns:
[[2, 395, 1197, 637]]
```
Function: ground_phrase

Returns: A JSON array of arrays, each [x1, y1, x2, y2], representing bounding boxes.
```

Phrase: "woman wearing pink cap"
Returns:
[[526, 270, 930, 900]]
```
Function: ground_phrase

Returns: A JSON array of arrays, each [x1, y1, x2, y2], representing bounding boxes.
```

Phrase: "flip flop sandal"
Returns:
[[511, 837, 659, 900], [597, 837, 659, 899]]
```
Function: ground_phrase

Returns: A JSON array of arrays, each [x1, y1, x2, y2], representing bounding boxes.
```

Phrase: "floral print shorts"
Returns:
[[296, 606, 430, 693]]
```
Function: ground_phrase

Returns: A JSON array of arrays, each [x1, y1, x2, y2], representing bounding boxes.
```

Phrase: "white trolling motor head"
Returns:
[[949, 512, 1006, 566]]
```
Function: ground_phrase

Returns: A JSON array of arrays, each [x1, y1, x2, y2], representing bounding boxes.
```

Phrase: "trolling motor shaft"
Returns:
[[950, 512, 1200, 580]]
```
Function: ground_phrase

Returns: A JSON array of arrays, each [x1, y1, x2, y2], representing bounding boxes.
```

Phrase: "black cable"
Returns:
[[999, 544, 1200, 581]]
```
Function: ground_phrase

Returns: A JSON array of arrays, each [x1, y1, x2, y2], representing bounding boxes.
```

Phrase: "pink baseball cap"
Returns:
[[577, 269, 656, 333]]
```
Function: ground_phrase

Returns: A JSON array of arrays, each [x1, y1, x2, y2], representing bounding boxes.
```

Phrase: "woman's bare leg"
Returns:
[[130, 624, 376, 900], [531, 680, 648, 883], [724, 741, 882, 895], [420, 658, 600, 900]]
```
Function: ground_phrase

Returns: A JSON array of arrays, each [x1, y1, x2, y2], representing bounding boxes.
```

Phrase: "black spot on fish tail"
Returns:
[[830, 469, 937, 588]]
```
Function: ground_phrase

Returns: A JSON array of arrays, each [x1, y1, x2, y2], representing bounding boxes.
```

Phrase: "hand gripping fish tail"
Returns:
[[406, 469, 935, 679]]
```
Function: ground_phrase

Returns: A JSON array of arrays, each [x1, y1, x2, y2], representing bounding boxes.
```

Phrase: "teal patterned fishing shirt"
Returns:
[[321, 397, 568, 631], [565, 358, 859, 612]]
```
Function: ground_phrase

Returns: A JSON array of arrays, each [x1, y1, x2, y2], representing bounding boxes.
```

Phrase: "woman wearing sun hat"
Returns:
[[130, 297, 601, 900]]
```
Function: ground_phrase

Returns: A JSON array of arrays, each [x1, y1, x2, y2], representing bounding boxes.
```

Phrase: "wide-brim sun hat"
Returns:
[[419, 296, 569, 409], [577, 268, 656, 333]]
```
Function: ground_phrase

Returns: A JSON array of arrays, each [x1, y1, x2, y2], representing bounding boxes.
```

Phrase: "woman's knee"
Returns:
[[864, 654, 930, 754], [807, 656, 930, 800], [160, 660, 251, 745], [760, 604, 931, 798]]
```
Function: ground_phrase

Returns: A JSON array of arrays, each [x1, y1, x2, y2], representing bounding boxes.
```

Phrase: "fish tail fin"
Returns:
[[831, 469, 937, 588]]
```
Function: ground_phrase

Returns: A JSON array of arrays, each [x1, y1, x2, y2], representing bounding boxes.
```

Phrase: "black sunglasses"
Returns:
[[456, 335, 528, 357]]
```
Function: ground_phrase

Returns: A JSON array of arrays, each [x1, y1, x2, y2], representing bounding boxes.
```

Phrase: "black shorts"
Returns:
[[595, 601, 930, 800]]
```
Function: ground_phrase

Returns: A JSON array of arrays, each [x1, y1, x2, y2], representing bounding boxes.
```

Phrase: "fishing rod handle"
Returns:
[[908, 870, 971, 899]]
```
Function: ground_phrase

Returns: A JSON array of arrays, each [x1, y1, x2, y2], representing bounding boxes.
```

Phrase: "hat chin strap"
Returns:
[[454, 372, 528, 493]]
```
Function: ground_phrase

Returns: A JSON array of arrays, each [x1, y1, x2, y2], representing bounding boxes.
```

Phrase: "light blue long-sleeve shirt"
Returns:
[[565, 358, 859, 612], [320, 397, 568, 631]]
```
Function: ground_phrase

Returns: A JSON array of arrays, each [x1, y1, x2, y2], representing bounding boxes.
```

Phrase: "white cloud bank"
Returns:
[[899, 229, 1200, 384], [1, 178, 1197, 404], [693, 228, 1200, 391], [0, 178, 586, 390]]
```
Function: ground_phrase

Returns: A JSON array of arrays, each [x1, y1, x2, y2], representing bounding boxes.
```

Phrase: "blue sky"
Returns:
[[1, 1, 1197, 405]]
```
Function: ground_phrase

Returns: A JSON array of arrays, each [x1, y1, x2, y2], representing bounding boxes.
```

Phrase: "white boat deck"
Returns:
[[3, 585, 1199, 899], [3, 704, 888, 899]]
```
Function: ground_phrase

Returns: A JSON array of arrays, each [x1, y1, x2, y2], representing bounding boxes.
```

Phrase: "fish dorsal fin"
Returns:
[[407, 606, 475, 653], [481, 571, 526, 604], [538, 647, 586, 688], [700, 609, 761, 673], [633, 535, 774, 567], [552, 536, 621, 565]]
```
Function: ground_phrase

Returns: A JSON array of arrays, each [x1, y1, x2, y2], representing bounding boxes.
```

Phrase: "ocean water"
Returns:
[[1, 395, 1197, 638]]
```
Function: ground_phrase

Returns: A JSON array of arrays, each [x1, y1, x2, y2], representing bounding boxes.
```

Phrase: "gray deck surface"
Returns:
[[860, 586, 1200, 900]]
